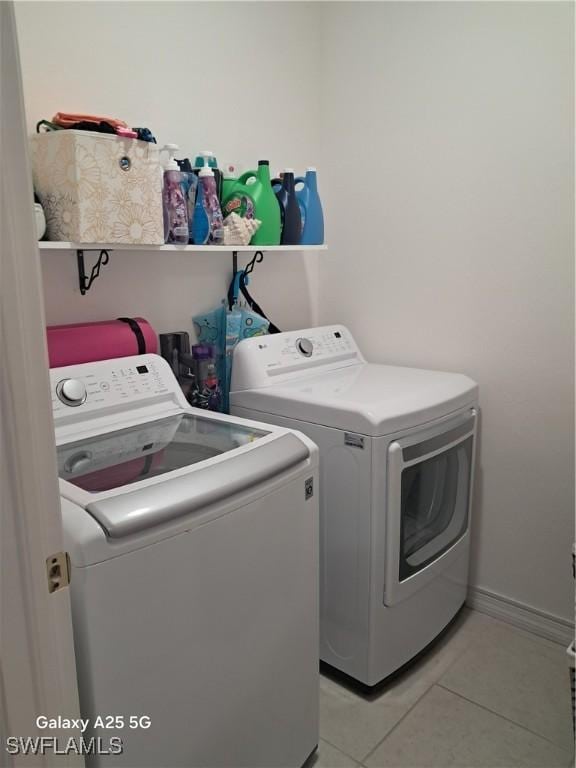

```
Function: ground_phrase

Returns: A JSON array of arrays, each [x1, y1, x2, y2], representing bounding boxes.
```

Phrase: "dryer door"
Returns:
[[384, 409, 477, 606]]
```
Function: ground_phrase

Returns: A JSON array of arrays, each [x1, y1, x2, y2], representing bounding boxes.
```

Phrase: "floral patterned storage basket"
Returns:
[[30, 130, 164, 245]]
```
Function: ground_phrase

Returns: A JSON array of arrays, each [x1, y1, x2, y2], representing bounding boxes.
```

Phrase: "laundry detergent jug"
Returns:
[[221, 162, 243, 204], [222, 160, 281, 246], [296, 167, 324, 245], [273, 169, 302, 245]]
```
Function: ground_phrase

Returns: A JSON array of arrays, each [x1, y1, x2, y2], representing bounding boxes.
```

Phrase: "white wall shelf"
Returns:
[[37, 242, 327, 295], [38, 242, 327, 253]]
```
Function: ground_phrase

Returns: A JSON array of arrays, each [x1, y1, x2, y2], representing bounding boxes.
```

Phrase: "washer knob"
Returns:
[[296, 338, 314, 357], [56, 378, 87, 407]]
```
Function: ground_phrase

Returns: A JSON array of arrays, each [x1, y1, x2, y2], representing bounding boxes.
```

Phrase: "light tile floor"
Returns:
[[309, 609, 574, 768]]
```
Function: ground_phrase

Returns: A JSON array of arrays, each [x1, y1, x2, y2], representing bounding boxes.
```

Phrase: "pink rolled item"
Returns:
[[116, 127, 138, 138], [47, 318, 157, 368], [70, 451, 165, 493]]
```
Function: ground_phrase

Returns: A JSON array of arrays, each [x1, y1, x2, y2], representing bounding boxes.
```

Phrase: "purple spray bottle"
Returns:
[[161, 144, 188, 244]]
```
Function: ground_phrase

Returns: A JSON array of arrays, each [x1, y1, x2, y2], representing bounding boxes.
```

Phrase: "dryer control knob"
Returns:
[[57, 378, 87, 407], [296, 338, 314, 357]]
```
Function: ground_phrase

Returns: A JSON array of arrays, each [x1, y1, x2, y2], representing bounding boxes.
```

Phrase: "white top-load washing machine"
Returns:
[[51, 354, 319, 767], [231, 325, 478, 687]]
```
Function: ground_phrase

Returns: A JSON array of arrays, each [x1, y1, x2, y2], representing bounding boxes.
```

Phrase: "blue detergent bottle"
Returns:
[[273, 169, 302, 245], [295, 167, 324, 245], [191, 180, 210, 245], [194, 151, 222, 200]]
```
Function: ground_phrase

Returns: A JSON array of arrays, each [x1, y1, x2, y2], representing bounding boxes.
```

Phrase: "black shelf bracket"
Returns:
[[231, 250, 264, 280], [77, 249, 110, 295]]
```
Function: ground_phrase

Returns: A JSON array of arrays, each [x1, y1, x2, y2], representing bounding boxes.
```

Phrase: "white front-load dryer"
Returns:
[[230, 325, 479, 687]]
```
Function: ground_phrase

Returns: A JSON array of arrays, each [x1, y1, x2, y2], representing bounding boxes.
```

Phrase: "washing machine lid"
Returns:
[[57, 414, 309, 539], [231, 362, 478, 436], [57, 412, 270, 495]]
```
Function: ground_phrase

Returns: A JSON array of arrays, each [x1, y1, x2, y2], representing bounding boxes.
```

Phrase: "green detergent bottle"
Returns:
[[221, 160, 281, 245], [221, 162, 241, 204]]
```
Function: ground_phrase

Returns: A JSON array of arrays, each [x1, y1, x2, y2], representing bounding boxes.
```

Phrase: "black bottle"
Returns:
[[274, 169, 302, 245]]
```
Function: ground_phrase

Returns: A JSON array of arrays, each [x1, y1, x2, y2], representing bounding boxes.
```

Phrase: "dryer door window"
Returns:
[[399, 435, 473, 581]]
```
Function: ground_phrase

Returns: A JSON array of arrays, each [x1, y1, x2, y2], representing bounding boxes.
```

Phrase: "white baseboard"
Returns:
[[467, 587, 575, 647]]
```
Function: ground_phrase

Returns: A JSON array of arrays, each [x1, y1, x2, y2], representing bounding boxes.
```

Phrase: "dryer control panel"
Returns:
[[231, 325, 364, 391], [50, 354, 185, 422]]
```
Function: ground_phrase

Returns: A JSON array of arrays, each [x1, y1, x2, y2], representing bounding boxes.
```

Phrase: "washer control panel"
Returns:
[[231, 325, 364, 391], [50, 354, 181, 420]]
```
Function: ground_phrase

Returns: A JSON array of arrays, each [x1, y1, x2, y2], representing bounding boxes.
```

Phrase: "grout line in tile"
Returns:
[[359, 684, 438, 764], [436, 682, 575, 755], [338, 619, 482, 765], [321, 609, 570, 767], [318, 735, 362, 765]]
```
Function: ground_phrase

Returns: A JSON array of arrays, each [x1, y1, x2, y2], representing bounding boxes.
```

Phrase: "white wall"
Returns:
[[16, 1, 574, 625], [318, 2, 574, 622], [16, 1, 322, 334]]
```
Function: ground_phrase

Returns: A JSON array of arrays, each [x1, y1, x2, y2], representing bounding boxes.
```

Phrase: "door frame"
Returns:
[[384, 408, 477, 606], [0, 3, 82, 765]]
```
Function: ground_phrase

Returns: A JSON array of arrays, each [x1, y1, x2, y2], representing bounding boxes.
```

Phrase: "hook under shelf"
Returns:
[[77, 249, 110, 295], [231, 250, 264, 279]]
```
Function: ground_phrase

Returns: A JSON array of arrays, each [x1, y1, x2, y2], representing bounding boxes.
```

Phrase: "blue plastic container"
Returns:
[[272, 169, 302, 245], [191, 183, 210, 245], [295, 168, 324, 245]]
